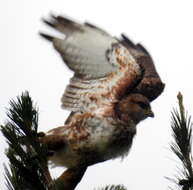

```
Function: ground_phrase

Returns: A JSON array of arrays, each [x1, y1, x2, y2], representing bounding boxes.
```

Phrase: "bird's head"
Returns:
[[115, 93, 154, 124]]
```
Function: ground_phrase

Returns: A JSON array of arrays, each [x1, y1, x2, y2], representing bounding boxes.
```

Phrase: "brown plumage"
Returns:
[[39, 14, 164, 188], [40, 93, 154, 168]]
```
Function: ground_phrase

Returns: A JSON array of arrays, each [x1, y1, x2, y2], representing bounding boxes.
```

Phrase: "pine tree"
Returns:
[[2, 91, 193, 190], [168, 92, 193, 190], [1, 91, 54, 190], [1, 92, 125, 190]]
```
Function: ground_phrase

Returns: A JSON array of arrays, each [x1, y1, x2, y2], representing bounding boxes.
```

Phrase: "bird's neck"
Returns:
[[114, 101, 132, 124]]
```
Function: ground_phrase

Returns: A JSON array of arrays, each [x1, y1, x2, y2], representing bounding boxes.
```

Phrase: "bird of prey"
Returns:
[[39, 14, 164, 169]]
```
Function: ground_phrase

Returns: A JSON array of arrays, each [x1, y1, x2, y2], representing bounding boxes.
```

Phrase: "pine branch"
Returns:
[[1, 91, 54, 190], [1, 92, 93, 190], [169, 92, 193, 190], [98, 185, 127, 190]]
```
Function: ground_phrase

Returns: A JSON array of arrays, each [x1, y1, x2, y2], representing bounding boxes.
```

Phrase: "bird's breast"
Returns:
[[47, 113, 136, 167], [71, 116, 137, 163]]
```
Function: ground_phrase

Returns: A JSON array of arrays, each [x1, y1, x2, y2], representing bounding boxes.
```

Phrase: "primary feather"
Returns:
[[40, 15, 143, 112]]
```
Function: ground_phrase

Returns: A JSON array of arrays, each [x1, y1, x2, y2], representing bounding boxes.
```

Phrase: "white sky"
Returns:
[[1, 0, 193, 189]]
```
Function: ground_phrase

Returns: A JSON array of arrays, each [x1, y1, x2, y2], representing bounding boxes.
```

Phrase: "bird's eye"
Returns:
[[138, 102, 148, 109]]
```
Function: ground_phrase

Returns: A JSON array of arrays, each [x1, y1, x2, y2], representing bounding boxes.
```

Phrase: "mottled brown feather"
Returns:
[[120, 35, 165, 101], [39, 15, 165, 190]]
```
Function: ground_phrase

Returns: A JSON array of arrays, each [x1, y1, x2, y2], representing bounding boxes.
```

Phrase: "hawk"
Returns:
[[39, 14, 164, 169]]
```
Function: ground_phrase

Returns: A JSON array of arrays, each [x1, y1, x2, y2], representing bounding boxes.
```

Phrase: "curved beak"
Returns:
[[147, 109, 154, 118]]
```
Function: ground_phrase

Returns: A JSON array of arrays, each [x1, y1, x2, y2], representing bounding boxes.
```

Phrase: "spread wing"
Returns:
[[120, 34, 165, 102], [40, 15, 142, 112]]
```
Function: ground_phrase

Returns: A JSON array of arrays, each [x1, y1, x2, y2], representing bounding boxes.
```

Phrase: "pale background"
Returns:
[[1, 0, 193, 189]]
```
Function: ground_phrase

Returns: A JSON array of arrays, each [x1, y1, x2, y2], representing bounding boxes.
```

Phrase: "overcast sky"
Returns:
[[1, 0, 193, 189]]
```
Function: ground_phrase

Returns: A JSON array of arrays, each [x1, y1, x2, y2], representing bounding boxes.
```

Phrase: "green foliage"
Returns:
[[169, 92, 193, 190], [1, 91, 53, 190], [3, 91, 193, 190], [1, 92, 128, 190]]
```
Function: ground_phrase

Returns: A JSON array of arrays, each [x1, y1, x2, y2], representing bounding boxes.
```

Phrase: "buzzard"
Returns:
[[39, 15, 164, 169]]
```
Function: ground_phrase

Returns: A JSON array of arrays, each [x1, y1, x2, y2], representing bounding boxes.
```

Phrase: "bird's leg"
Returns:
[[55, 166, 88, 190]]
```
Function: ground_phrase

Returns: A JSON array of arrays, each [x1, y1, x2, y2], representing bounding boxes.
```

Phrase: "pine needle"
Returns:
[[1, 91, 54, 190], [96, 185, 127, 190], [169, 92, 193, 190]]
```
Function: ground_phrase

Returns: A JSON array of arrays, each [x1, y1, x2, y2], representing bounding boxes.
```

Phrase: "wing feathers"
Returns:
[[41, 15, 118, 79], [136, 43, 150, 56], [121, 33, 136, 48], [42, 15, 84, 36], [39, 32, 54, 41], [40, 15, 142, 112], [55, 15, 83, 32], [61, 45, 142, 112], [42, 18, 56, 28], [84, 22, 110, 36], [119, 34, 165, 101]]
